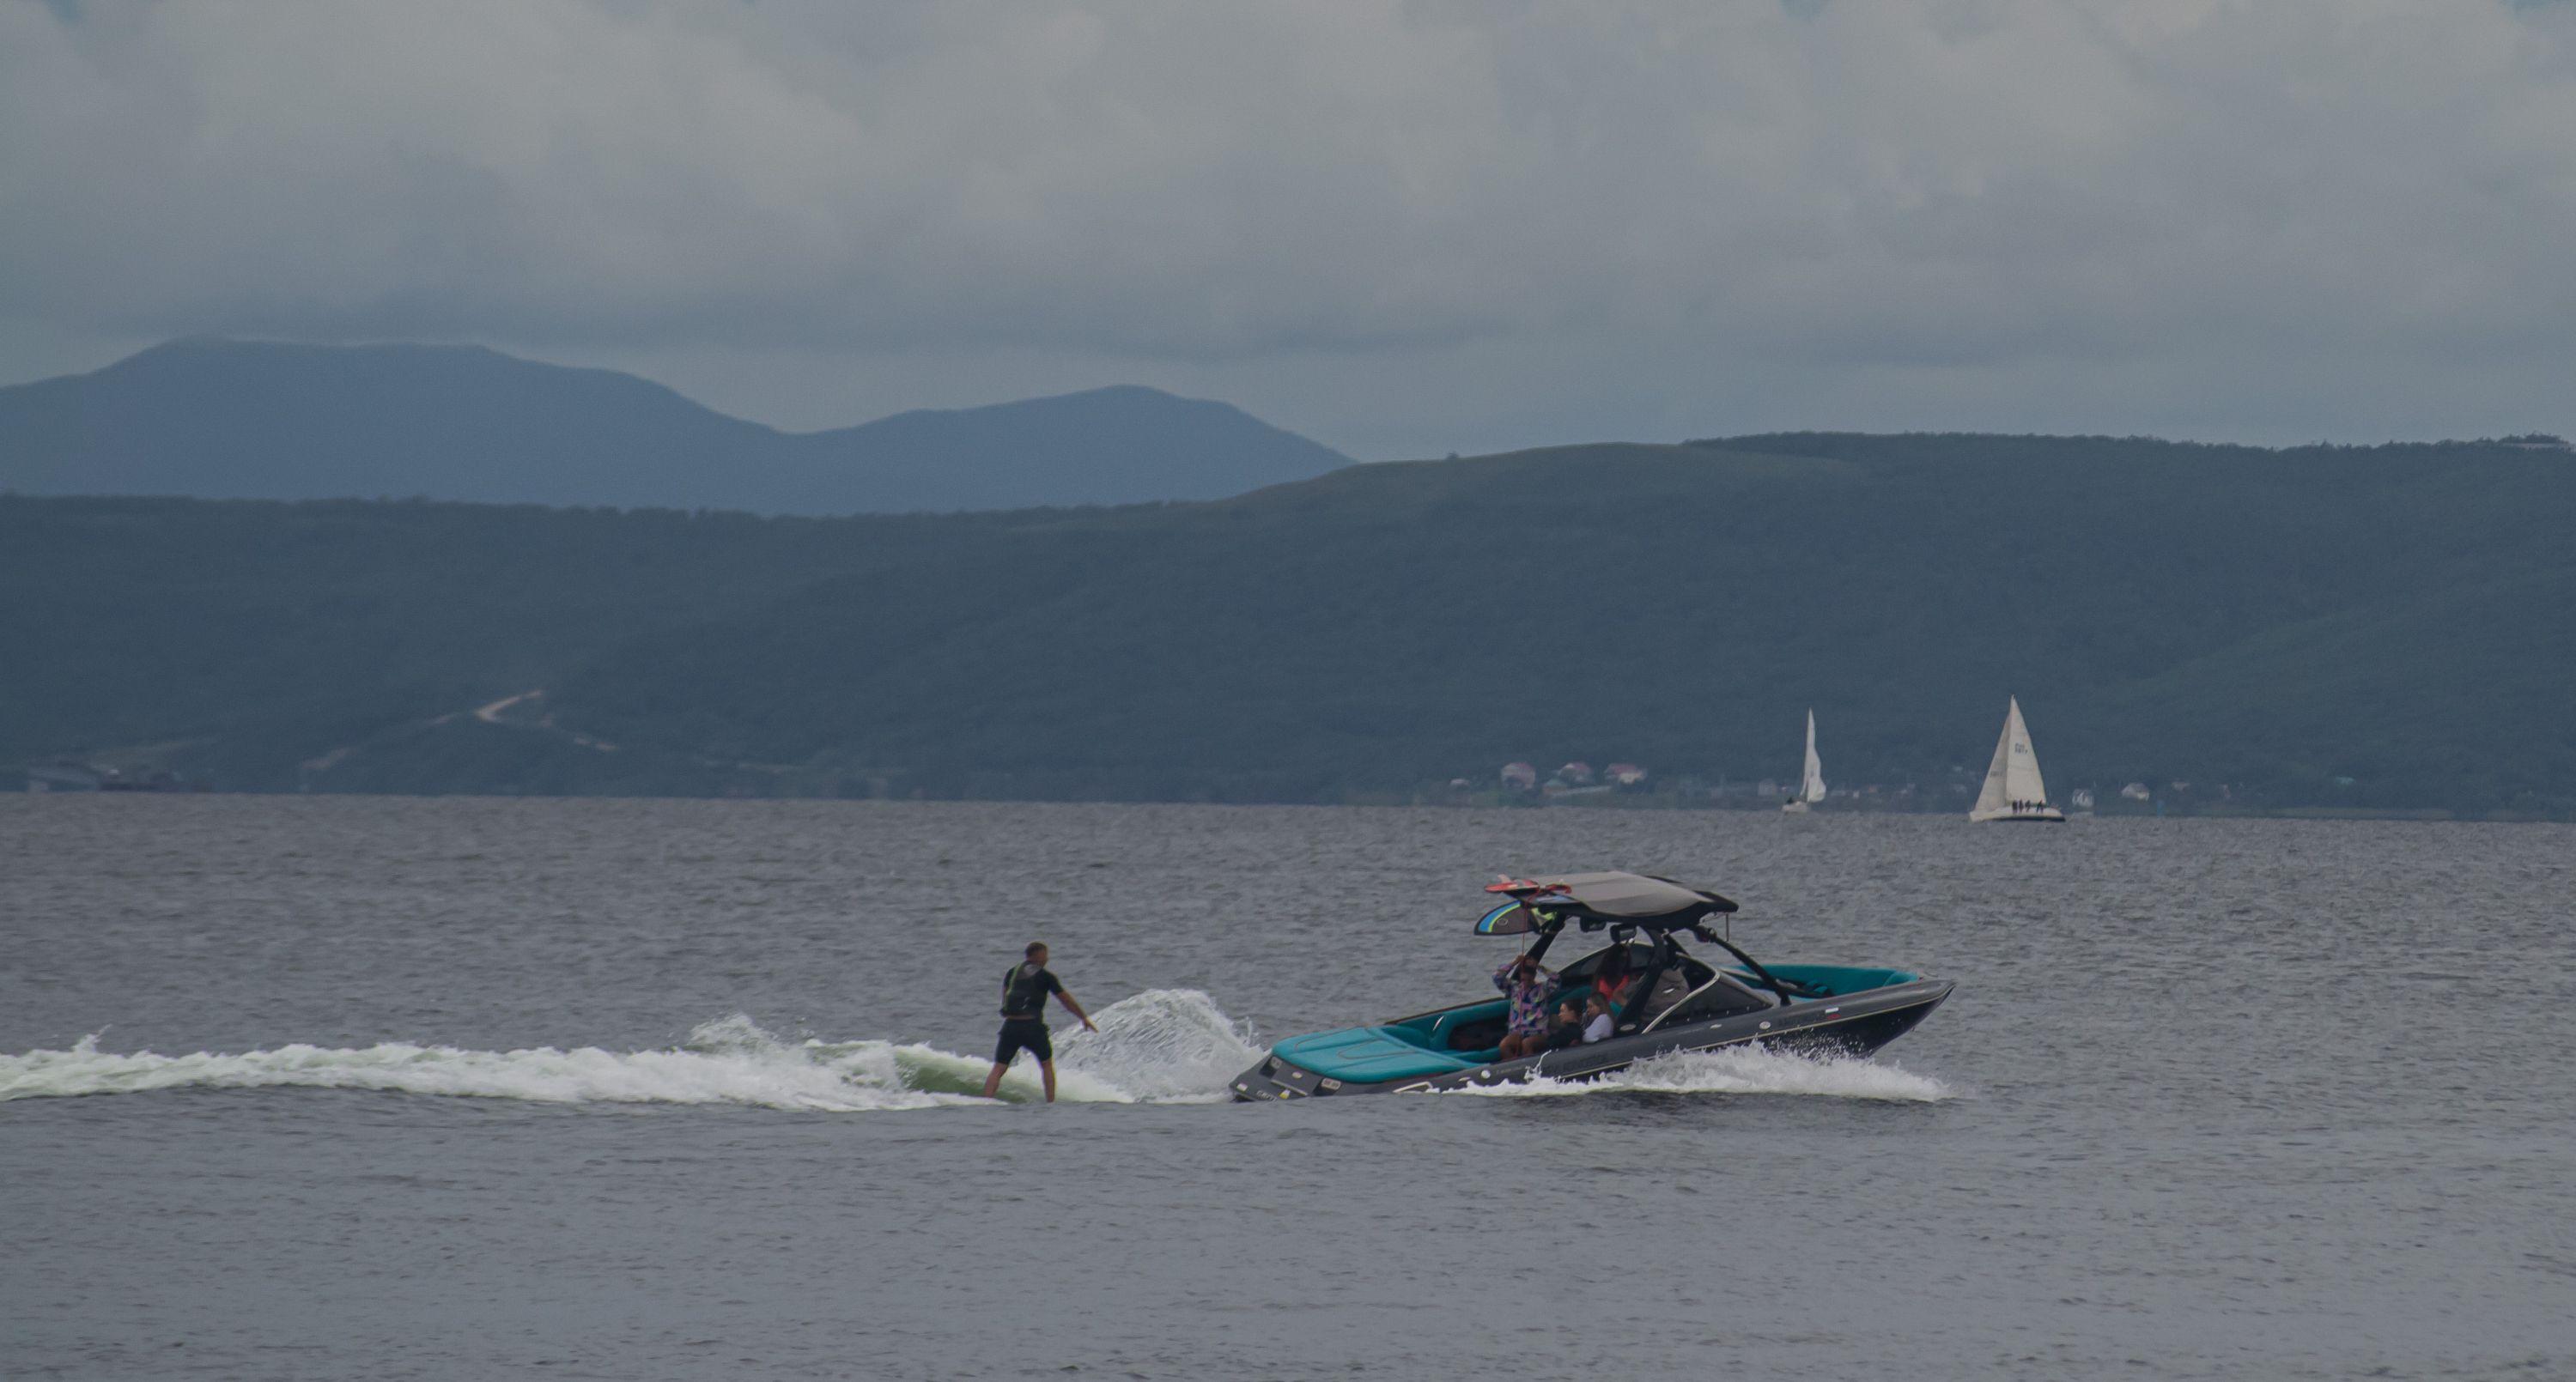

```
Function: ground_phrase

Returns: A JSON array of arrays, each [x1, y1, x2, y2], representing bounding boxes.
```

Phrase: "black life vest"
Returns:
[[999, 962, 1054, 1019]]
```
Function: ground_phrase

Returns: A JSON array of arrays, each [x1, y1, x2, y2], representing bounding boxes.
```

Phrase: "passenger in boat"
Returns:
[[1493, 953, 1558, 1059], [1580, 994, 1615, 1045], [1629, 962, 1692, 1027], [1543, 998, 1589, 1051], [1593, 948, 1637, 1007]]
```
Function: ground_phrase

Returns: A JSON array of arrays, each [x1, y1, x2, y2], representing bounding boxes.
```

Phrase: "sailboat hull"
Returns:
[[1968, 807, 2065, 823]]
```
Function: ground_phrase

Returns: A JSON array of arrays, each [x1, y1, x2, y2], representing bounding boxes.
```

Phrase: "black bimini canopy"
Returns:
[[1475, 870, 1739, 936]]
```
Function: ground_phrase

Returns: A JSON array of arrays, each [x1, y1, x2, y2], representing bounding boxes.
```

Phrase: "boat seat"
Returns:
[[1269, 1026, 1484, 1083]]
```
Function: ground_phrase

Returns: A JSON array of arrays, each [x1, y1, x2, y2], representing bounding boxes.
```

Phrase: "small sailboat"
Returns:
[[1783, 710, 1826, 814], [1970, 697, 2065, 823]]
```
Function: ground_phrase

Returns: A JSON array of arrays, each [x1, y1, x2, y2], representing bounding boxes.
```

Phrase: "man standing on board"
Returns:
[[981, 941, 1097, 1102]]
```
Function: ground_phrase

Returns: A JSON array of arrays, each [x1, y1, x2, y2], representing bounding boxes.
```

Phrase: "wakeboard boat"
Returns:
[[1230, 870, 1950, 1101]]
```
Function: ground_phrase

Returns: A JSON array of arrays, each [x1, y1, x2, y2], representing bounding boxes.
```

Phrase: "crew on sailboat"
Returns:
[[1971, 697, 2065, 824]]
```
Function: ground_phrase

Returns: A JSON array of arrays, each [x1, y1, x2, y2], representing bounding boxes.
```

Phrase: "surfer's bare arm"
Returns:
[[1058, 989, 1097, 1032]]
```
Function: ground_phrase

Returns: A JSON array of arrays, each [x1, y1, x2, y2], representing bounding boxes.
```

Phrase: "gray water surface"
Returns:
[[3, 797, 2571, 1380]]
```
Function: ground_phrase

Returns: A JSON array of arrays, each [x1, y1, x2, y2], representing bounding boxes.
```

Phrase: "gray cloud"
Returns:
[[3, 1, 2573, 458]]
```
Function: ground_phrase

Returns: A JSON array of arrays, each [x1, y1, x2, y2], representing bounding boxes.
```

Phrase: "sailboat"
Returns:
[[1970, 696, 2065, 823], [1783, 710, 1826, 814]]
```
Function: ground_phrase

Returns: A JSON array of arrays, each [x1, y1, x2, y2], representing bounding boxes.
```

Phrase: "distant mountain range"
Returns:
[[0, 338, 1353, 513], [6, 431, 2571, 815]]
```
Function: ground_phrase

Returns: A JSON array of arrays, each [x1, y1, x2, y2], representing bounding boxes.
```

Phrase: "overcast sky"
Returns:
[[4, 1, 2573, 458]]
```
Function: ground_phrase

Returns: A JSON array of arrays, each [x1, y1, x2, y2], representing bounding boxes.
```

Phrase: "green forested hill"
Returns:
[[0, 497, 1007, 791], [7, 433, 2571, 813], [547, 434, 2576, 810]]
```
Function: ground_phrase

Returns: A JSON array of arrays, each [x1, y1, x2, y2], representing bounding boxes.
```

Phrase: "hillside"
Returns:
[[6, 433, 2571, 814], [811, 385, 1353, 512], [544, 434, 2576, 810], [0, 339, 1353, 513], [0, 496, 1005, 791]]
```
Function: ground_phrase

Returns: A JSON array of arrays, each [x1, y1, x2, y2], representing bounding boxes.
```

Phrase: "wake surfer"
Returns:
[[981, 941, 1097, 1103]]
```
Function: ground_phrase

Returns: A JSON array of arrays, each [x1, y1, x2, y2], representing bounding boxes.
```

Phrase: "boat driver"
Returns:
[[1592, 947, 1637, 1007]]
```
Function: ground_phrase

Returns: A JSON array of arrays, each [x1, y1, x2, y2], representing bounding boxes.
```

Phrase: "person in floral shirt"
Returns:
[[1493, 953, 1559, 1059]]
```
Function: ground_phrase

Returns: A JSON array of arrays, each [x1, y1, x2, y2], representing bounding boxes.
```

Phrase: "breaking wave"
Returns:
[[1447, 1045, 1955, 1102], [0, 989, 1264, 1112]]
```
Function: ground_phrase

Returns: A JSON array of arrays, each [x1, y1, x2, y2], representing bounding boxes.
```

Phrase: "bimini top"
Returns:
[[1474, 870, 1738, 935]]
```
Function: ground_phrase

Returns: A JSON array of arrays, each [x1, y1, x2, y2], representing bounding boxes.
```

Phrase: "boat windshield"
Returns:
[[1548, 942, 1716, 1026]]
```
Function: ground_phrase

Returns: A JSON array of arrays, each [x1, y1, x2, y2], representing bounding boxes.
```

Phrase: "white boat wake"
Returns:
[[1, 991, 1950, 1110], [1448, 1045, 1955, 1101], [0, 989, 1265, 1112]]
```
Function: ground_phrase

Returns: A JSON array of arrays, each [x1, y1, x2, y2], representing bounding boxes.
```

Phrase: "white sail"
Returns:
[[1783, 709, 1826, 812], [1799, 710, 1826, 804], [1970, 696, 2063, 822]]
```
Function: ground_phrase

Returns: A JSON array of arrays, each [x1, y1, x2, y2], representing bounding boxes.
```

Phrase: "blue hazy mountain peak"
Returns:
[[0, 339, 1352, 513]]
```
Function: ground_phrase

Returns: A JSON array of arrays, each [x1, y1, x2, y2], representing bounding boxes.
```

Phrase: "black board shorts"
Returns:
[[993, 1017, 1053, 1065]]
